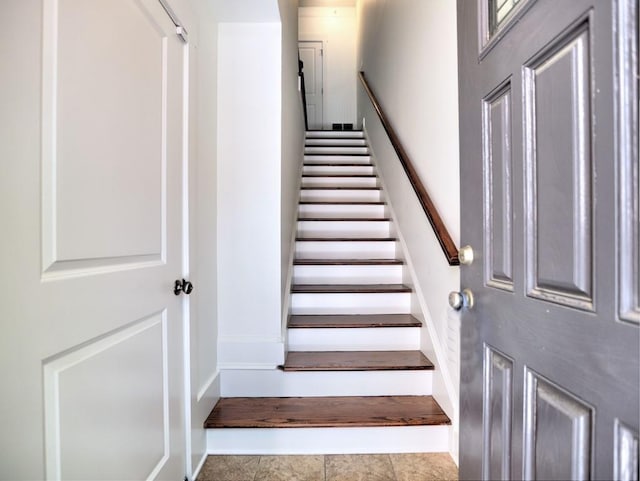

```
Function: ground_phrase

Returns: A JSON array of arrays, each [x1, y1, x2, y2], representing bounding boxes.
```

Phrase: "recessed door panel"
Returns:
[[616, 0, 640, 324], [523, 369, 592, 481], [43, 0, 168, 275], [483, 82, 514, 291], [482, 345, 513, 480], [523, 20, 593, 311], [45, 314, 168, 480]]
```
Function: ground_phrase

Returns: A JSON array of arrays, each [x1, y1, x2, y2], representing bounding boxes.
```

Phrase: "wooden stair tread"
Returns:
[[288, 314, 421, 328], [304, 153, 371, 156], [298, 217, 390, 222], [204, 395, 450, 428], [301, 186, 381, 190], [305, 143, 367, 146], [294, 259, 402, 266], [299, 201, 385, 205], [283, 351, 434, 371], [302, 174, 376, 178], [292, 284, 411, 294], [296, 237, 397, 242], [303, 163, 373, 167]]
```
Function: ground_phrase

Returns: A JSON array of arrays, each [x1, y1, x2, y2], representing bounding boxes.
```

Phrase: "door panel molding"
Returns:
[[615, 0, 640, 324], [523, 367, 593, 481], [482, 344, 513, 480], [483, 79, 514, 292], [41, 0, 171, 280], [523, 15, 594, 311], [43, 312, 170, 480], [614, 419, 639, 481]]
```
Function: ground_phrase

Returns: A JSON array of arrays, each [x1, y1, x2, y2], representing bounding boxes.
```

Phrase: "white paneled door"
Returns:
[[0, 1, 188, 479], [299, 41, 324, 129]]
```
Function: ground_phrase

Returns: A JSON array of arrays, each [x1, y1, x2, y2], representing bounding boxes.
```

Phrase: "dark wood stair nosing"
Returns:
[[282, 350, 434, 372], [303, 153, 371, 157], [204, 395, 450, 429], [298, 201, 386, 205], [291, 283, 411, 294], [295, 237, 397, 242], [300, 186, 381, 190], [288, 314, 422, 329], [303, 163, 374, 167], [302, 174, 377, 178], [297, 217, 390, 222], [293, 258, 403, 266]]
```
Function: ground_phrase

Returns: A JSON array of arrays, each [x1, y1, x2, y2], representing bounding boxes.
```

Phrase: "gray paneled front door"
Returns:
[[457, 0, 639, 479]]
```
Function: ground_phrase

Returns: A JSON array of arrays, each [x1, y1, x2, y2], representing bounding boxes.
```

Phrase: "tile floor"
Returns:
[[196, 453, 458, 481]]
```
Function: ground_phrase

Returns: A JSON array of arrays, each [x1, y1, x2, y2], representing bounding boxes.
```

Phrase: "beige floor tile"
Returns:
[[196, 455, 261, 481], [390, 453, 458, 481], [254, 455, 325, 481], [326, 454, 396, 481]]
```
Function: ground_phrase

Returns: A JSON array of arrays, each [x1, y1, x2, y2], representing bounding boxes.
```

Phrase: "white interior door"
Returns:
[[299, 41, 324, 129], [0, 1, 187, 479]]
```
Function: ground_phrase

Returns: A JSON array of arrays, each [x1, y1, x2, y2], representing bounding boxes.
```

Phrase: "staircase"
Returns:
[[205, 130, 451, 454]]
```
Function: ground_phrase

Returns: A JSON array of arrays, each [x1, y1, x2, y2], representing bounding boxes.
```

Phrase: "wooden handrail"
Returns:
[[358, 71, 460, 266], [299, 58, 309, 131]]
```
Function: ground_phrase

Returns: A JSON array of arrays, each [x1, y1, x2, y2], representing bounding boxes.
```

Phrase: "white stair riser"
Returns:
[[295, 241, 397, 259], [220, 369, 432, 397], [290, 292, 411, 315], [304, 155, 371, 164], [301, 177, 378, 188], [303, 165, 374, 175], [305, 146, 370, 155], [207, 426, 450, 455], [306, 131, 364, 139], [305, 138, 367, 146], [300, 189, 381, 203], [293, 264, 403, 285], [297, 220, 390, 238], [287, 326, 419, 350], [299, 204, 386, 219]]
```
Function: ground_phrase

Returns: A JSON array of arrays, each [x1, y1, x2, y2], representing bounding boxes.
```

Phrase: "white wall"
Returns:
[[356, 0, 461, 460], [279, 0, 306, 323], [299, 6, 357, 128], [217, 19, 284, 368]]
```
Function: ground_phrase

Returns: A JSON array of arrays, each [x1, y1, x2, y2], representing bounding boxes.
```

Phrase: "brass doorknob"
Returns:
[[449, 288, 474, 310]]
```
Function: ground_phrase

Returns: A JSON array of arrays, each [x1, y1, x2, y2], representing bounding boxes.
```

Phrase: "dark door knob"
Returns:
[[174, 279, 194, 296]]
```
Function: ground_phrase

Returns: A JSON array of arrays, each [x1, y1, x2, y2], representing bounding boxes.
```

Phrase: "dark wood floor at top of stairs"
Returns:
[[204, 395, 450, 429], [292, 284, 411, 294], [283, 351, 434, 371], [288, 314, 421, 328]]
